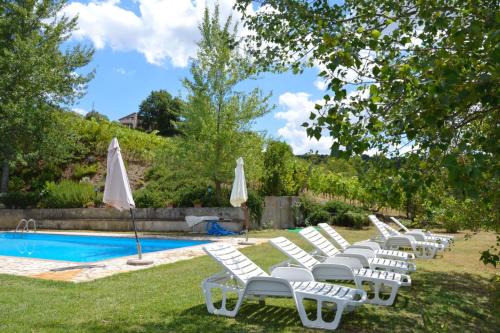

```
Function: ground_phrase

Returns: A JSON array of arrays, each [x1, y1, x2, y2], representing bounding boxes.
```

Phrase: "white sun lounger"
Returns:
[[269, 237, 411, 306], [202, 243, 366, 330], [369, 215, 444, 259], [318, 223, 416, 261], [299, 227, 416, 274], [378, 217, 447, 251], [389, 217, 454, 247]]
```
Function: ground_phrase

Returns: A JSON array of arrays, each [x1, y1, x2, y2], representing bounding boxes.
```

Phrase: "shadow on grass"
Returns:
[[33, 270, 498, 333]]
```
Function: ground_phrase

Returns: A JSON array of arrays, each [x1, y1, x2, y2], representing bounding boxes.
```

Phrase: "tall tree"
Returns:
[[236, 0, 499, 230], [0, 0, 94, 192], [261, 140, 304, 196], [138, 90, 182, 136], [180, 5, 272, 203]]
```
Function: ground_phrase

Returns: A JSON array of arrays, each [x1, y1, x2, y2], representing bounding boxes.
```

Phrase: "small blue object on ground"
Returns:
[[206, 220, 238, 236]]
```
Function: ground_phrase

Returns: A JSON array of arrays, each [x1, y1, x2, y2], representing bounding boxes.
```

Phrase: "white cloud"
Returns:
[[114, 67, 126, 75], [275, 92, 333, 155], [114, 67, 135, 75], [72, 107, 88, 116], [313, 78, 327, 91], [63, 0, 246, 67]]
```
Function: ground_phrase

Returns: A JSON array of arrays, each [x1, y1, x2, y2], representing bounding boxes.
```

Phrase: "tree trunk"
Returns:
[[215, 180, 222, 206], [0, 160, 9, 193]]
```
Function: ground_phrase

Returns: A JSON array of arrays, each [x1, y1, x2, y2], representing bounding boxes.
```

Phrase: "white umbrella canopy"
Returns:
[[231, 157, 252, 243], [103, 138, 151, 264], [230, 157, 248, 207], [103, 138, 135, 211]]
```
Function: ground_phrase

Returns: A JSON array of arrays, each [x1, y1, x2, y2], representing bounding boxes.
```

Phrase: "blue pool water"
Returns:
[[0, 232, 211, 262]]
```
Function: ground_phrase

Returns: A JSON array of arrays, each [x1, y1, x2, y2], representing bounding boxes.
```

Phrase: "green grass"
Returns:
[[0, 227, 498, 332]]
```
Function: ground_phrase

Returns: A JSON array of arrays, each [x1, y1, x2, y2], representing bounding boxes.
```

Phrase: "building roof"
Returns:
[[118, 112, 138, 121]]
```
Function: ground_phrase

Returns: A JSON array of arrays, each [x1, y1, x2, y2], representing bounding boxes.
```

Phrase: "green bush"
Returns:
[[0, 192, 40, 208], [40, 180, 98, 208], [297, 197, 370, 229], [331, 211, 369, 229], [72, 163, 98, 180], [297, 194, 322, 216], [305, 208, 331, 226], [176, 186, 231, 207], [323, 200, 351, 216], [247, 190, 264, 225], [134, 188, 170, 208]]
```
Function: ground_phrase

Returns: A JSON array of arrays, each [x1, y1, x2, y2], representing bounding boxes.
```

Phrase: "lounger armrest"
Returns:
[[343, 247, 376, 259], [351, 240, 381, 251], [404, 231, 427, 242], [311, 262, 356, 281], [271, 267, 315, 282], [384, 235, 416, 249], [333, 253, 371, 267], [245, 276, 294, 297]]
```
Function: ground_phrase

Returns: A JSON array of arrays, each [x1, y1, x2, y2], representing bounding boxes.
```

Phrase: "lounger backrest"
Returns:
[[270, 237, 320, 270], [299, 227, 340, 257], [390, 217, 410, 232], [204, 243, 269, 285], [368, 215, 391, 240], [381, 221, 400, 235], [318, 223, 350, 250]]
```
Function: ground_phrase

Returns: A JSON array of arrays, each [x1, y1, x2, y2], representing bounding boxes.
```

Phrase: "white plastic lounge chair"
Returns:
[[369, 215, 444, 259], [379, 218, 447, 251], [299, 227, 416, 274], [202, 243, 366, 330], [270, 237, 411, 306], [389, 217, 454, 246], [318, 223, 415, 261]]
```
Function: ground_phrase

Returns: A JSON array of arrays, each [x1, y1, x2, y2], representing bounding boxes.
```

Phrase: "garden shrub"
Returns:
[[176, 186, 231, 207], [323, 200, 352, 216], [331, 211, 369, 229], [0, 192, 40, 209], [298, 196, 370, 229], [304, 208, 331, 226], [247, 190, 264, 226], [72, 163, 98, 180], [40, 180, 98, 208], [297, 194, 322, 216], [134, 187, 170, 208]]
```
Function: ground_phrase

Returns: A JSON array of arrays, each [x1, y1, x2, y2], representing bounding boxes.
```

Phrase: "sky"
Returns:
[[64, 0, 334, 154]]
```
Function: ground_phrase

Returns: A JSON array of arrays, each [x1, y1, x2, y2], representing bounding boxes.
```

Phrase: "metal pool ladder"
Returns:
[[15, 218, 37, 233]]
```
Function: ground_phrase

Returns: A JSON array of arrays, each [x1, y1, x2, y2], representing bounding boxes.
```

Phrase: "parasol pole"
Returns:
[[130, 208, 142, 259]]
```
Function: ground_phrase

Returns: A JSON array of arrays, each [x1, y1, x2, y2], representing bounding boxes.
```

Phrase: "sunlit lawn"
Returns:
[[0, 227, 498, 332]]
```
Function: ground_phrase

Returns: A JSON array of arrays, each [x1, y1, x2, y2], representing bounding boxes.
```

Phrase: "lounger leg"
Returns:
[[293, 292, 347, 330], [202, 280, 245, 317], [415, 245, 437, 259], [355, 278, 400, 306]]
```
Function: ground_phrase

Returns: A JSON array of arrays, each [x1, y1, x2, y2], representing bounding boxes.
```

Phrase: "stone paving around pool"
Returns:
[[0, 231, 268, 282]]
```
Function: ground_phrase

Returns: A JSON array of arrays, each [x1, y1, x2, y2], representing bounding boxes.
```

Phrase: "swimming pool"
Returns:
[[0, 233, 211, 262]]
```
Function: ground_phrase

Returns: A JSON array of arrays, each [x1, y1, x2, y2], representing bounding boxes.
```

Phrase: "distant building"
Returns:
[[119, 112, 140, 129]]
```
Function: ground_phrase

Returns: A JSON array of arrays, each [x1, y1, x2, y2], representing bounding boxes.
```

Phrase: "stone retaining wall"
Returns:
[[0, 208, 244, 232]]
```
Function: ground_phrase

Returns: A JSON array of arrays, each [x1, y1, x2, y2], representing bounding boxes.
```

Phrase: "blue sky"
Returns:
[[65, 0, 333, 154]]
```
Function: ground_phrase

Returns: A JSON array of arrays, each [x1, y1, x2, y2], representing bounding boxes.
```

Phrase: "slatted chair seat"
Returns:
[[270, 237, 411, 306], [369, 215, 443, 259], [202, 243, 366, 330], [390, 217, 454, 246], [299, 227, 416, 274], [318, 223, 416, 261]]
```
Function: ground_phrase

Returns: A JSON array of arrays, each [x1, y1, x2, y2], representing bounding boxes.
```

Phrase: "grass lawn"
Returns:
[[0, 227, 498, 332]]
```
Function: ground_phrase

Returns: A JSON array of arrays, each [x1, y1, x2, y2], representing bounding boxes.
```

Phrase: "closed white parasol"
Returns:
[[230, 157, 248, 207], [103, 138, 151, 265], [230, 157, 252, 244], [103, 138, 135, 211]]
